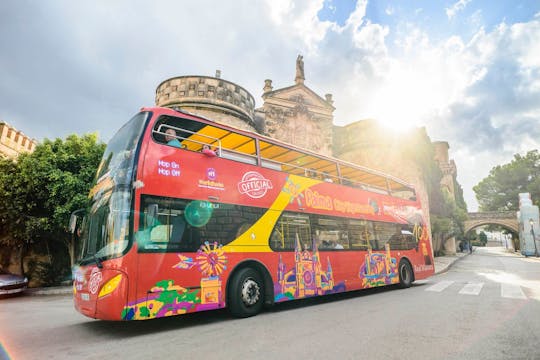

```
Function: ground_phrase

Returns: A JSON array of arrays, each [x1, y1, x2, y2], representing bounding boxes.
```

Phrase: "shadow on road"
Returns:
[[75, 284, 411, 336], [267, 284, 400, 314], [78, 308, 232, 337]]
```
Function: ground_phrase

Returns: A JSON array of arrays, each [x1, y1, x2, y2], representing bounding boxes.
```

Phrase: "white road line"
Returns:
[[501, 283, 527, 299], [459, 282, 484, 295], [425, 280, 455, 292]]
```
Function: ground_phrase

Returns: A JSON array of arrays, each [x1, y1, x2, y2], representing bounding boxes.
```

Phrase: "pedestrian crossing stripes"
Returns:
[[425, 280, 533, 300], [500, 283, 527, 299], [458, 282, 484, 295], [425, 280, 454, 292]]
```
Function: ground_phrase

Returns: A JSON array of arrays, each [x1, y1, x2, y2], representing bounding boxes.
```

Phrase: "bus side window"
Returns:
[[234, 223, 252, 238], [270, 212, 310, 251], [374, 222, 398, 250], [169, 214, 186, 245], [179, 226, 201, 252], [270, 228, 284, 249]]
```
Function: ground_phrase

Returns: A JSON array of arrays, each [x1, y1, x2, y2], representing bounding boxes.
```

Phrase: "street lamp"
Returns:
[[529, 218, 539, 257]]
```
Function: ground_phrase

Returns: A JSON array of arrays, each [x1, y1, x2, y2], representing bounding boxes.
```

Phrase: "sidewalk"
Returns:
[[433, 251, 470, 274], [26, 285, 72, 296]]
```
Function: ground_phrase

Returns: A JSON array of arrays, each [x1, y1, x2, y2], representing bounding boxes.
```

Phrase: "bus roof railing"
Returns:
[[152, 107, 416, 200]]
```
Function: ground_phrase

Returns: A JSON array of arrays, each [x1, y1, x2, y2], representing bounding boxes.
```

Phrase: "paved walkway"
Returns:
[[434, 251, 469, 274]]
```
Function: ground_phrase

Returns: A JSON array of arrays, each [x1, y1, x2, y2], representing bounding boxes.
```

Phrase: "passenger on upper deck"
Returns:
[[165, 129, 182, 148], [202, 144, 217, 157]]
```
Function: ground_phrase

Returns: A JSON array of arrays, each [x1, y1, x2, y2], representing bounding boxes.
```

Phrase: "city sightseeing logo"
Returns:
[[238, 171, 273, 199], [88, 268, 102, 295]]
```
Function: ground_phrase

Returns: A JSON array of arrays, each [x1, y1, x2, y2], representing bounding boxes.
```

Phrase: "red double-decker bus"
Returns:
[[72, 106, 434, 320]]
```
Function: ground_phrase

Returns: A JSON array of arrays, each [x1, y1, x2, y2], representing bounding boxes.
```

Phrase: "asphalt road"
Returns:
[[1, 247, 539, 360]]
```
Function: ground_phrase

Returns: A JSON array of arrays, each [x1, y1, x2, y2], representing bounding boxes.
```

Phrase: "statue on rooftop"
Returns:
[[295, 55, 305, 84]]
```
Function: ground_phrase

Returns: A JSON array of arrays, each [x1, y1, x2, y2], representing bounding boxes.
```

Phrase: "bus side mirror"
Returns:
[[69, 209, 85, 234], [146, 204, 159, 228], [69, 215, 78, 234]]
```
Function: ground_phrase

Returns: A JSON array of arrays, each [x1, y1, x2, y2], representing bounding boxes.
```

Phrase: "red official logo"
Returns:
[[238, 171, 273, 199]]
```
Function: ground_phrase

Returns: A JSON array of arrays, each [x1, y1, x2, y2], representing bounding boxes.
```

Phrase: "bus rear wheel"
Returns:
[[228, 267, 264, 318], [398, 260, 413, 288]]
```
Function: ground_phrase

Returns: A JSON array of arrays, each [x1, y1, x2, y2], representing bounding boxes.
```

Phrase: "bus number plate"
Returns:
[[81, 293, 90, 301]]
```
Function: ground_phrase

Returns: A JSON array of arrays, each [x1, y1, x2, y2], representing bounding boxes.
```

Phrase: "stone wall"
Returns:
[[433, 141, 457, 197], [155, 74, 257, 132], [0, 122, 37, 159]]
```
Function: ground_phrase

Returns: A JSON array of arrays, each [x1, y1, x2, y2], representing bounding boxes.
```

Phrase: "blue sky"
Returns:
[[1, 0, 540, 210]]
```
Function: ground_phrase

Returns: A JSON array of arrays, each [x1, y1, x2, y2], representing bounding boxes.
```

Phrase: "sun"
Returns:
[[365, 62, 447, 132]]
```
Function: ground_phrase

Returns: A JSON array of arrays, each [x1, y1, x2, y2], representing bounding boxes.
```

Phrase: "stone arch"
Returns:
[[464, 220, 519, 235], [464, 212, 519, 234]]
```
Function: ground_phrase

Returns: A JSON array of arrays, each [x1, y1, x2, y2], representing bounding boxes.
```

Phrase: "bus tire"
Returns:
[[398, 260, 413, 288], [228, 267, 264, 318]]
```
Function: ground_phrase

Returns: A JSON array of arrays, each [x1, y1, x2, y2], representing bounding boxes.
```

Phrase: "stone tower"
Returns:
[[433, 141, 457, 198], [333, 120, 432, 240], [155, 71, 257, 132], [257, 55, 335, 156]]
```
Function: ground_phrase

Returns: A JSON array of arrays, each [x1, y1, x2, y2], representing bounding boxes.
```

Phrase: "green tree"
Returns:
[[473, 150, 540, 211], [478, 231, 488, 246], [403, 131, 468, 255], [0, 134, 105, 284]]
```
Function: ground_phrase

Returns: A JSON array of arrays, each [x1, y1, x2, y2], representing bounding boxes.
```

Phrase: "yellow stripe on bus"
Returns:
[[223, 175, 319, 252]]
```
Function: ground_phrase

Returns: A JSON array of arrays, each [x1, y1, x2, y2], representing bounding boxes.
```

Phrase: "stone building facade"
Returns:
[[333, 120, 433, 238], [257, 57, 335, 156], [433, 141, 457, 197], [0, 122, 37, 159], [155, 71, 257, 133], [433, 141, 459, 254]]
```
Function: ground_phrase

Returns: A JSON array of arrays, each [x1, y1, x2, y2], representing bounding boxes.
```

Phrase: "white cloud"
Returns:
[[446, 0, 472, 20], [1, 1, 539, 212], [265, 0, 331, 53]]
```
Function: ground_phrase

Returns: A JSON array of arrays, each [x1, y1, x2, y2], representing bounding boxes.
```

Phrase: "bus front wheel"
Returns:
[[228, 267, 264, 318], [398, 260, 413, 288]]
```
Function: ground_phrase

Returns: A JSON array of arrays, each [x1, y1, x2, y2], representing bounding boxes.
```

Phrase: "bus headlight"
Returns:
[[98, 274, 123, 298]]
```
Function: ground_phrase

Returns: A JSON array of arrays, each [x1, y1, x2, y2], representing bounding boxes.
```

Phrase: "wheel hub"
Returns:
[[241, 278, 260, 306]]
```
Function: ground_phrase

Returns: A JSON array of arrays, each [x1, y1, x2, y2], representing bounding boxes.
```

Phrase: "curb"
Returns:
[[26, 286, 72, 296], [434, 253, 469, 275]]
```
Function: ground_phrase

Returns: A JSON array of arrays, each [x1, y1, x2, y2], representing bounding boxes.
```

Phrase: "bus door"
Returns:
[[134, 196, 206, 319]]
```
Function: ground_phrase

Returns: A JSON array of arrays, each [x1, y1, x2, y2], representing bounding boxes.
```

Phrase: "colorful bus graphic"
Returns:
[[72, 107, 434, 320]]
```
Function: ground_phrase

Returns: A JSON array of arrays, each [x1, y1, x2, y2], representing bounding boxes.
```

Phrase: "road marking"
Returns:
[[459, 282, 484, 295], [425, 280, 455, 292], [501, 283, 527, 299]]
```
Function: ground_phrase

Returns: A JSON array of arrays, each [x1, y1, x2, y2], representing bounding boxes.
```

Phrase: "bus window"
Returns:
[[312, 216, 349, 250], [271, 213, 311, 251], [387, 225, 417, 250], [372, 222, 401, 250], [349, 219, 373, 250], [138, 195, 265, 252]]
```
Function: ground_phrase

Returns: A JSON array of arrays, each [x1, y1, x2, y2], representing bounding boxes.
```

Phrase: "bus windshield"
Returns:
[[77, 112, 149, 264]]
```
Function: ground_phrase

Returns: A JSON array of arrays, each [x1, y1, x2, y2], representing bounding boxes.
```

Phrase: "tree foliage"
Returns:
[[478, 231, 488, 246], [403, 130, 468, 254], [473, 150, 540, 211], [0, 134, 105, 284]]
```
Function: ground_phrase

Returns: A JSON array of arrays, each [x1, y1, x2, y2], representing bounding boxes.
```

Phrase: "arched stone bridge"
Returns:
[[464, 211, 519, 234]]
